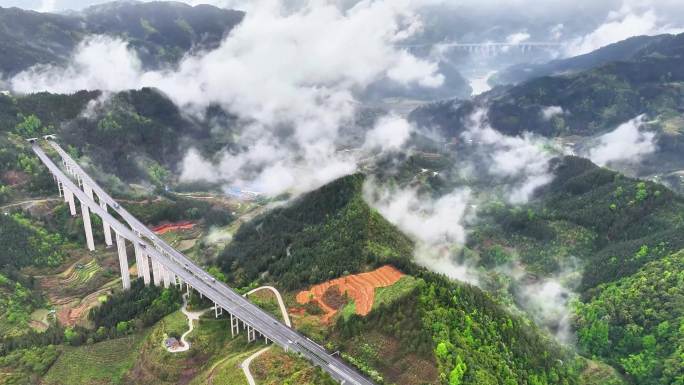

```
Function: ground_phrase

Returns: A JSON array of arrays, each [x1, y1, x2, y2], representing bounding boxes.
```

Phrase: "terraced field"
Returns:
[[296, 265, 405, 322], [43, 334, 146, 385], [39, 257, 120, 327]]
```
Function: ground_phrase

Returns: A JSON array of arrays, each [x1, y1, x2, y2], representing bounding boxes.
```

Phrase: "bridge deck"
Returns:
[[33, 142, 374, 385]]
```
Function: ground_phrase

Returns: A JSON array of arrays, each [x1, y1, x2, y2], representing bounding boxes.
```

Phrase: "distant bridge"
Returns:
[[30, 137, 374, 385], [398, 41, 562, 54]]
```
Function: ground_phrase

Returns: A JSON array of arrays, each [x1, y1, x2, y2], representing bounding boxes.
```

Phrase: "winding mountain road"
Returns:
[[241, 347, 272, 385], [244, 286, 292, 327], [166, 293, 212, 353]]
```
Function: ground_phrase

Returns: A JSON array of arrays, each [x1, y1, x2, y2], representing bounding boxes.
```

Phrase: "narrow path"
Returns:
[[0, 197, 60, 211], [238, 286, 289, 385], [241, 347, 272, 385], [244, 286, 292, 327], [165, 293, 211, 353]]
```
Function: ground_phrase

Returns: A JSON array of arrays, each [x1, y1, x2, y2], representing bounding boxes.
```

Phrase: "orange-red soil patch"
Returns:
[[151, 221, 195, 234], [296, 265, 403, 323]]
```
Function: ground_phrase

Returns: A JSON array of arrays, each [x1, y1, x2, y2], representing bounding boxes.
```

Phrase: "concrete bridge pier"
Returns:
[[133, 242, 144, 282], [80, 199, 95, 251], [151, 257, 162, 286], [142, 252, 152, 286], [115, 232, 131, 290], [64, 188, 77, 216], [99, 201, 113, 247], [230, 314, 239, 337], [57, 180, 63, 197], [162, 266, 172, 288], [247, 325, 256, 343], [214, 303, 223, 318]]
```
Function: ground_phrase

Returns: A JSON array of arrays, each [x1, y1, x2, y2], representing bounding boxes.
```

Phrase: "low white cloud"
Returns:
[[550, 23, 564, 40], [540, 105, 564, 121], [462, 109, 556, 204], [363, 115, 413, 152], [12, 0, 444, 197], [517, 278, 576, 344], [584, 114, 656, 167], [505, 31, 530, 45], [387, 51, 444, 88], [565, 6, 684, 56], [12, 36, 143, 93], [363, 180, 478, 284]]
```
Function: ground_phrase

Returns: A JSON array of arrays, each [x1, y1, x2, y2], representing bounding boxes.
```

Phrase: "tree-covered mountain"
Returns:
[[219, 174, 415, 289], [0, 1, 243, 76], [471, 156, 684, 293], [217, 172, 592, 385], [411, 32, 684, 139], [410, 32, 684, 187], [493, 34, 679, 86]]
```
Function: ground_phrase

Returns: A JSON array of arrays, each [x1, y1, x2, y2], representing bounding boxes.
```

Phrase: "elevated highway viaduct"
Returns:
[[30, 138, 374, 385]]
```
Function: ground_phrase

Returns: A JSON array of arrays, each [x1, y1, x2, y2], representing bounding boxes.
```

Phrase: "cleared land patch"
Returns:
[[296, 265, 404, 323]]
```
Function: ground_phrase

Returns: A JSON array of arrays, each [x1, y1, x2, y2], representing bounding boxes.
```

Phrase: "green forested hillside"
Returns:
[[219, 174, 415, 289], [494, 34, 678, 85], [412, 32, 684, 139], [0, 212, 66, 269], [574, 250, 684, 384], [218, 173, 598, 385], [409, 32, 684, 182], [0, 89, 231, 190], [471, 156, 684, 293], [0, 2, 243, 75], [337, 272, 584, 385]]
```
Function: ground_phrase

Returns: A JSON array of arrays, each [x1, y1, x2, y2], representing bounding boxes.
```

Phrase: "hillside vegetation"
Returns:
[[219, 174, 592, 385], [472, 156, 684, 294], [0, 2, 243, 75], [574, 250, 684, 384], [219, 174, 415, 289]]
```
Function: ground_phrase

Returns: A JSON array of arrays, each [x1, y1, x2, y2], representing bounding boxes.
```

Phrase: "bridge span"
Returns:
[[30, 138, 374, 385]]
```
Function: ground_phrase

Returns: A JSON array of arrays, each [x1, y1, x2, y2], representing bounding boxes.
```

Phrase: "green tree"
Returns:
[[635, 182, 648, 202], [14, 114, 43, 137], [116, 321, 128, 334], [449, 356, 467, 385], [579, 319, 610, 356]]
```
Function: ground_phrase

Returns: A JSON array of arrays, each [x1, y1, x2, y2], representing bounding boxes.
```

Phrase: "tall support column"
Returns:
[[133, 242, 144, 280], [99, 201, 113, 247], [162, 265, 172, 288], [230, 314, 240, 337], [62, 183, 69, 202], [65, 188, 77, 216], [57, 180, 63, 197], [80, 200, 95, 251], [151, 257, 162, 286], [115, 232, 131, 290], [247, 326, 256, 343], [141, 253, 151, 285]]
